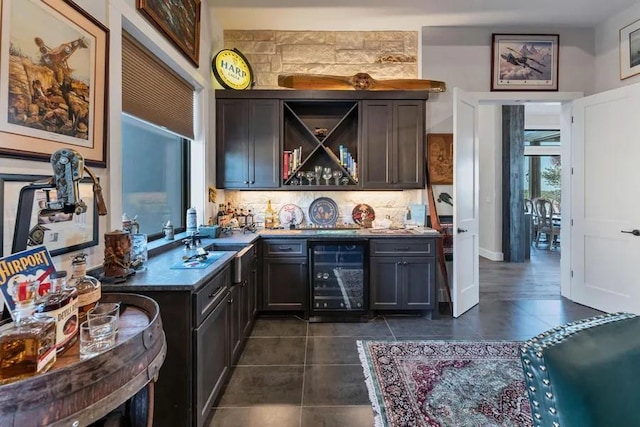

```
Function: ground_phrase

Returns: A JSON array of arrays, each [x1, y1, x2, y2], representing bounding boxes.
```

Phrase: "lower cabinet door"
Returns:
[[403, 257, 435, 309], [194, 292, 229, 427], [229, 284, 243, 365], [262, 257, 308, 310], [369, 257, 402, 309]]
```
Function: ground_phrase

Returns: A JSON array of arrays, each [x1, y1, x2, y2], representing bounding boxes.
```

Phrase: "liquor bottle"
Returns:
[[246, 209, 254, 225], [0, 280, 57, 385], [238, 208, 247, 227], [36, 270, 79, 355], [68, 253, 101, 324], [264, 200, 275, 229]]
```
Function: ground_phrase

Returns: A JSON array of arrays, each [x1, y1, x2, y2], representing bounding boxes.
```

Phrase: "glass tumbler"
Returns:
[[79, 315, 117, 360]]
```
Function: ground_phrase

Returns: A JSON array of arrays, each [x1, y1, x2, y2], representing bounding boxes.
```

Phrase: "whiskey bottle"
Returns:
[[36, 271, 79, 354], [68, 253, 101, 324], [264, 200, 275, 229], [0, 280, 57, 385]]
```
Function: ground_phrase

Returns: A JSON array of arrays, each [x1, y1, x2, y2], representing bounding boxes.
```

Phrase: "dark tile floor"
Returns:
[[209, 249, 602, 427]]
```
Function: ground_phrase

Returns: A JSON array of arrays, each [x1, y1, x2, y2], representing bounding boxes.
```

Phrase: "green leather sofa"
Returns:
[[520, 312, 640, 427]]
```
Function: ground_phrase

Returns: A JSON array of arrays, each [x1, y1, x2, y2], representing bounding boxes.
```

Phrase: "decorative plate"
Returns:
[[352, 204, 375, 226], [278, 204, 305, 226], [309, 197, 339, 226]]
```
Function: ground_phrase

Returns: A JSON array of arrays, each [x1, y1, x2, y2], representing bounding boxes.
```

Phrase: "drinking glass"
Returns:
[[305, 171, 315, 185], [87, 302, 121, 331], [296, 171, 305, 184], [333, 170, 343, 185], [80, 315, 117, 360], [322, 171, 332, 185], [314, 166, 323, 185]]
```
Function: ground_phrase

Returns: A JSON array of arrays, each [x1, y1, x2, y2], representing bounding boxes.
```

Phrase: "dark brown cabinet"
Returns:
[[369, 239, 436, 310], [215, 90, 429, 190], [216, 99, 279, 189], [261, 239, 308, 311], [361, 100, 425, 189], [194, 285, 229, 427]]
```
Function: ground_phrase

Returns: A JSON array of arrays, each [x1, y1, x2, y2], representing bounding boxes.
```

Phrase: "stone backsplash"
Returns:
[[224, 190, 425, 228], [223, 30, 418, 88]]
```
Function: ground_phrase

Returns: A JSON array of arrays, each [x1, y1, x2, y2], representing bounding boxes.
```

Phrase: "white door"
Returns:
[[571, 83, 640, 314], [452, 88, 480, 317]]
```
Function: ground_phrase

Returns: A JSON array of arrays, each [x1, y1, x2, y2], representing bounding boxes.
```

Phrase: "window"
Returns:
[[121, 114, 189, 237], [523, 130, 561, 204], [121, 32, 194, 239]]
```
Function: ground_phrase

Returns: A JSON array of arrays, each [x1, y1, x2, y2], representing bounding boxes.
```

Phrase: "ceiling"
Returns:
[[210, 0, 638, 30]]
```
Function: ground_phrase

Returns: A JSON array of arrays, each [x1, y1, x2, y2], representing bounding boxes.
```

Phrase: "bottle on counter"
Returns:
[[264, 200, 275, 229], [186, 206, 197, 235], [68, 253, 101, 324], [238, 208, 247, 227], [0, 280, 57, 385], [246, 209, 254, 226], [36, 271, 78, 355]]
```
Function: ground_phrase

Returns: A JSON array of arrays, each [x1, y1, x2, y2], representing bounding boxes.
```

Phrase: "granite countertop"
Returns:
[[101, 248, 237, 292], [100, 227, 439, 293]]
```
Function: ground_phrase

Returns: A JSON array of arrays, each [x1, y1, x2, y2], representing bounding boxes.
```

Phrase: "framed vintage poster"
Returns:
[[620, 19, 640, 80], [491, 34, 559, 91], [137, 0, 201, 67], [427, 133, 453, 185], [0, 174, 99, 257], [0, 0, 108, 167]]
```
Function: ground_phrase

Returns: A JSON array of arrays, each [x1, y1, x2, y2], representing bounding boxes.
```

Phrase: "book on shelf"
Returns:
[[283, 151, 291, 179]]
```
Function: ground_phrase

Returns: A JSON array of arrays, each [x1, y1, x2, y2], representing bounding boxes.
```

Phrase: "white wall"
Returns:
[[595, 2, 640, 92], [422, 26, 595, 134], [478, 105, 503, 260], [0, 0, 219, 273]]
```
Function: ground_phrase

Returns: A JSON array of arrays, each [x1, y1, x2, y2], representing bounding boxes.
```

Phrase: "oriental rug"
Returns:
[[357, 340, 532, 427]]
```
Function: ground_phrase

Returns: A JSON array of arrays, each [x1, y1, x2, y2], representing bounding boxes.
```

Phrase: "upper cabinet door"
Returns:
[[361, 100, 425, 189], [216, 99, 280, 189], [361, 100, 394, 189], [249, 100, 280, 188], [393, 100, 424, 188], [216, 99, 250, 188]]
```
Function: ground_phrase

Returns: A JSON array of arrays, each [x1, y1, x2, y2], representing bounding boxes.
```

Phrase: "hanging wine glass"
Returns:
[[333, 170, 343, 185]]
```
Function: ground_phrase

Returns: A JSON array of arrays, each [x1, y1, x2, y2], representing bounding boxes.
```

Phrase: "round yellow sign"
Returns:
[[212, 49, 254, 90]]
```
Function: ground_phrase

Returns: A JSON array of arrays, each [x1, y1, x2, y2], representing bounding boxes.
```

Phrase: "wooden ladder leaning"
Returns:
[[426, 162, 453, 314]]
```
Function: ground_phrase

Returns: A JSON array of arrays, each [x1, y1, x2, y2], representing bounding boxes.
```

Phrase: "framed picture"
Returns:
[[427, 133, 453, 185], [137, 0, 201, 67], [0, 174, 99, 257], [620, 19, 640, 80], [0, 0, 109, 167], [491, 34, 559, 91]]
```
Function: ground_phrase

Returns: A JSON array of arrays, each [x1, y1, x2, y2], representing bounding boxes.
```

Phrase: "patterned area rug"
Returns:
[[357, 340, 532, 427]]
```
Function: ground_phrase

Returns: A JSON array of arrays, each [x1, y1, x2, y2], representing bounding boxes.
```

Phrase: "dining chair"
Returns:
[[534, 198, 560, 249], [524, 198, 538, 245]]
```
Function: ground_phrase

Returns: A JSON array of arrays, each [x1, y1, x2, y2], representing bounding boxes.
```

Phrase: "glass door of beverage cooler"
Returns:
[[309, 241, 367, 314]]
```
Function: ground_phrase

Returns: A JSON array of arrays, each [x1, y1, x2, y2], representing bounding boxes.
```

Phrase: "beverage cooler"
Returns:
[[308, 240, 368, 322]]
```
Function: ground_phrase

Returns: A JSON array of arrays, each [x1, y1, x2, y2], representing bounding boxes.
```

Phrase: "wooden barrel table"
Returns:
[[0, 293, 166, 427]]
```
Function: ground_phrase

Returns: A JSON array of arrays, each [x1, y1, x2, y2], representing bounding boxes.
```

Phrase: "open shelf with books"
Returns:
[[282, 100, 359, 189]]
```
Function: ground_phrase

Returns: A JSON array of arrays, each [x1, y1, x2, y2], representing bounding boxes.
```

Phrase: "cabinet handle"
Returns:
[[394, 247, 409, 251], [302, 262, 307, 266], [208, 287, 224, 299], [278, 246, 293, 251], [228, 298, 234, 304], [403, 261, 408, 265], [242, 280, 247, 287], [244, 180, 249, 184], [250, 180, 255, 184], [397, 261, 402, 265]]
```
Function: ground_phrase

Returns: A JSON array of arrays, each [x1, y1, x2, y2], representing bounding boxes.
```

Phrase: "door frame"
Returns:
[[469, 91, 582, 301]]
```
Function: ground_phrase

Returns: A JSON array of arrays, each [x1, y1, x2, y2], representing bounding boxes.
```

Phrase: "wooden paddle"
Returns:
[[278, 72, 446, 92]]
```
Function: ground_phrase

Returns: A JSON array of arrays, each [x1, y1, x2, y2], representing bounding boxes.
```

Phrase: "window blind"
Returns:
[[122, 32, 194, 139]]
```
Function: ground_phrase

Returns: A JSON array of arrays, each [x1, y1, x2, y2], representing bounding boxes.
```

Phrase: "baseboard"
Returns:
[[479, 248, 504, 261]]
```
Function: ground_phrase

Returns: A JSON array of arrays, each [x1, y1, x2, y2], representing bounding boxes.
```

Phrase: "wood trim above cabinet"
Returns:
[[215, 89, 430, 100]]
